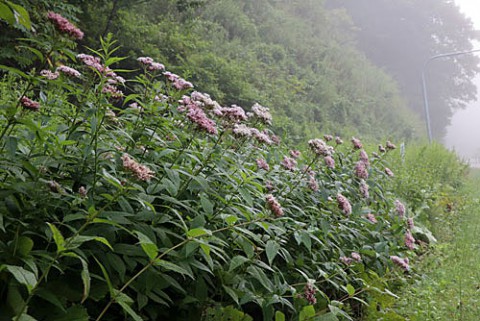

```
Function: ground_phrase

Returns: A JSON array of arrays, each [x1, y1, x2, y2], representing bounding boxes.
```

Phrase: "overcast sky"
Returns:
[[444, 0, 480, 160]]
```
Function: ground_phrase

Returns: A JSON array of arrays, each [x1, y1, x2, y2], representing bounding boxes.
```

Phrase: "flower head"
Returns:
[[281, 156, 297, 171], [395, 200, 406, 218], [340, 256, 353, 265], [391, 255, 410, 271], [56, 65, 81, 78], [256, 158, 270, 171], [335, 136, 343, 145], [309, 139, 333, 156], [366, 213, 377, 223], [351, 137, 363, 149], [351, 252, 362, 262], [324, 134, 333, 141], [20, 96, 40, 111], [407, 217, 415, 230], [309, 175, 319, 192], [251, 103, 272, 125], [405, 230, 415, 250], [337, 193, 352, 216], [386, 141, 397, 150], [303, 281, 317, 305], [324, 155, 335, 169], [40, 70, 59, 80], [289, 150, 301, 159], [385, 167, 394, 177], [47, 11, 84, 39], [359, 179, 369, 198], [121, 153, 154, 181], [266, 194, 283, 217], [354, 161, 369, 179], [359, 150, 369, 166]]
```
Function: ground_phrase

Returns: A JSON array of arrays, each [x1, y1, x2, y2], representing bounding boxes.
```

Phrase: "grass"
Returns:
[[395, 169, 480, 320]]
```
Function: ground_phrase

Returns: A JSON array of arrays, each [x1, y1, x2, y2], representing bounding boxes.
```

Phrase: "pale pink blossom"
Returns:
[[351, 137, 363, 149], [251, 103, 272, 125], [386, 141, 397, 150], [78, 186, 87, 198], [186, 105, 217, 135], [366, 213, 377, 223], [47, 11, 84, 39], [385, 167, 394, 177], [281, 156, 297, 171], [354, 161, 369, 179], [232, 124, 252, 137], [290, 150, 301, 159], [359, 150, 369, 166], [303, 281, 317, 305], [40, 70, 59, 80], [337, 193, 352, 216], [378, 145, 386, 153], [309, 139, 333, 156], [359, 180, 369, 198], [323, 134, 333, 141], [121, 153, 154, 181], [324, 156, 335, 169], [335, 136, 343, 145], [256, 159, 270, 171], [309, 175, 319, 191], [56, 65, 81, 78], [405, 230, 415, 250], [395, 200, 406, 218], [351, 252, 362, 262], [340, 256, 353, 265], [266, 194, 283, 217], [77, 54, 104, 73], [391, 255, 410, 271]]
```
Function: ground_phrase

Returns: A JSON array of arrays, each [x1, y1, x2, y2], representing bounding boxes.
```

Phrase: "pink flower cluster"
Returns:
[[395, 200, 406, 218], [378, 145, 386, 153], [386, 141, 396, 150], [385, 167, 394, 177], [137, 56, 165, 71], [324, 156, 335, 169], [47, 12, 84, 39], [40, 70, 59, 80], [221, 105, 248, 123], [308, 139, 333, 156], [337, 193, 352, 216], [365, 213, 377, 223], [303, 281, 317, 305], [351, 137, 363, 149], [187, 105, 218, 135], [251, 103, 272, 125], [266, 194, 283, 217], [164, 71, 194, 90], [281, 156, 297, 171], [308, 175, 319, 192], [359, 179, 369, 198], [354, 161, 369, 179], [324, 134, 333, 141], [290, 150, 301, 159], [256, 158, 270, 171], [56, 65, 81, 78], [335, 136, 343, 145], [340, 252, 362, 265], [404, 230, 415, 250], [121, 153, 154, 181], [20, 96, 40, 111], [359, 150, 369, 166], [391, 255, 409, 271]]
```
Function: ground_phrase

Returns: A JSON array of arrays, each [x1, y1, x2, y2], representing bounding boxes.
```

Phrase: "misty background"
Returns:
[[446, 0, 480, 164]]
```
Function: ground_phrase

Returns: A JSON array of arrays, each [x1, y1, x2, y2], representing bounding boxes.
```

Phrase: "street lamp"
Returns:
[[421, 48, 480, 143]]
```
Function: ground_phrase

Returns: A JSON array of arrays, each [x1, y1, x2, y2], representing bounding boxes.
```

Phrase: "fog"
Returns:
[[445, 0, 480, 164]]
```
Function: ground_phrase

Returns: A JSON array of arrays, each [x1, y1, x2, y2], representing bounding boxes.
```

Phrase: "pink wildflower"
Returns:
[[309, 139, 333, 156], [77, 54, 104, 73], [281, 156, 297, 171], [102, 84, 123, 99], [137, 57, 154, 65], [251, 103, 272, 125], [385, 167, 394, 177], [256, 159, 270, 171], [324, 156, 335, 169], [366, 213, 377, 223], [271, 134, 281, 145], [351, 137, 363, 149], [359, 150, 369, 166], [20, 96, 40, 111], [354, 161, 369, 179], [40, 70, 59, 80], [359, 180, 369, 198], [290, 150, 301, 159], [56, 65, 81, 78], [323, 134, 333, 141], [186, 105, 218, 135], [337, 193, 352, 216], [391, 255, 410, 271], [395, 200, 406, 218], [405, 230, 415, 250], [221, 105, 248, 122], [303, 281, 317, 305], [340, 256, 353, 265], [351, 252, 362, 262], [47, 11, 84, 39], [386, 141, 397, 150], [309, 175, 319, 192], [378, 145, 386, 153], [232, 124, 252, 137], [407, 217, 415, 230], [335, 136, 343, 145], [266, 194, 283, 217], [251, 128, 273, 145], [121, 153, 154, 181]]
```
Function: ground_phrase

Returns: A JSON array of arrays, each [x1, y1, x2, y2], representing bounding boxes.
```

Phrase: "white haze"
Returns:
[[445, 0, 480, 164]]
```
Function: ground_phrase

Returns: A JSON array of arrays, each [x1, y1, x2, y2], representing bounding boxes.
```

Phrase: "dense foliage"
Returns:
[[1, 0, 423, 142], [0, 2, 471, 321]]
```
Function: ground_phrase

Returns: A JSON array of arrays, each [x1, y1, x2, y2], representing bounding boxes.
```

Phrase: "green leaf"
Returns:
[[187, 228, 211, 238], [0, 65, 28, 78], [229, 255, 249, 271], [36, 288, 66, 312], [299, 305, 316, 321], [16, 236, 34, 257], [225, 215, 238, 225], [0, 3, 14, 25], [4, 265, 37, 293], [47, 223, 66, 253], [135, 231, 158, 260], [315, 313, 339, 321], [200, 194, 214, 215], [16, 314, 37, 321], [275, 311, 286, 321], [346, 284, 355, 297], [223, 285, 239, 304], [52, 306, 89, 321], [114, 290, 144, 321], [80, 257, 90, 303], [67, 235, 113, 250], [6, 0, 31, 30], [155, 260, 194, 279], [265, 240, 280, 266]]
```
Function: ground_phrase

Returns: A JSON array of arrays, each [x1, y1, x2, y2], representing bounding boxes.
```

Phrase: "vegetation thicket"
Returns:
[[0, 1, 472, 321]]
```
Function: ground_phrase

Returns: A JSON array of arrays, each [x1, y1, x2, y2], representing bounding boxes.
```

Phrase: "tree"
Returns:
[[327, 0, 480, 139]]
